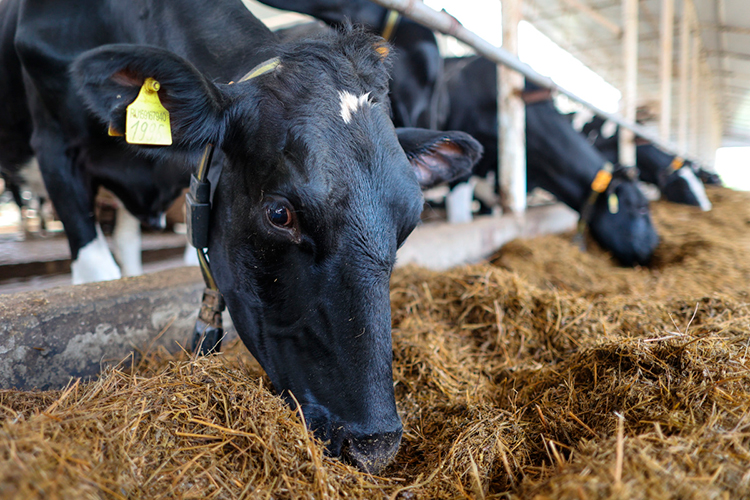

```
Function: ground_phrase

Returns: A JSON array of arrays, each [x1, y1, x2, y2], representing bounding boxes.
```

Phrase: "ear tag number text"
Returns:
[[125, 78, 172, 146]]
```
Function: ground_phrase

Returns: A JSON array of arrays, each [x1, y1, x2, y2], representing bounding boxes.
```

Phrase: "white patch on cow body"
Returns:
[[572, 109, 594, 133], [601, 120, 617, 139], [339, 91, 371, 124], [678, 167, 712, 211], [71, 225, 122, 285], [112, 205, 143, 277]]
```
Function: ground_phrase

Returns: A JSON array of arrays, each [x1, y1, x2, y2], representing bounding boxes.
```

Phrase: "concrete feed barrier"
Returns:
[[0, 267, 236, 390]]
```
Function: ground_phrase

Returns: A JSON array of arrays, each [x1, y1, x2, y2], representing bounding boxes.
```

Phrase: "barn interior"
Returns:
[[2, 0, 750, 499]]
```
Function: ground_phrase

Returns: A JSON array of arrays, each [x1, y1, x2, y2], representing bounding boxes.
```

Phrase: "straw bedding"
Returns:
[[2, 186, 750, 499]]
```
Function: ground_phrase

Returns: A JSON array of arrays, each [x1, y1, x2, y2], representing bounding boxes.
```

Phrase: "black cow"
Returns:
[[0, 0, 483, 472], [443, 56, 659, 266], [257, 0, 445, 129], [582, 116, 713, 210]]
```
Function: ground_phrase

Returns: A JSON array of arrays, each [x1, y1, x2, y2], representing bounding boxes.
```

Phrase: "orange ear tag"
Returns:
[[591, 170, 613, 193], [125, 78, 172, 146]]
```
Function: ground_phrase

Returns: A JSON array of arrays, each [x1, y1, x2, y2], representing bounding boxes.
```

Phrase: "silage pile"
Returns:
[[2, 186, 750, 499]]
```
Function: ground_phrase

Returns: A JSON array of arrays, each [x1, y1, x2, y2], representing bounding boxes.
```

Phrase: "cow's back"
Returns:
[[13, 0, 277, 121]]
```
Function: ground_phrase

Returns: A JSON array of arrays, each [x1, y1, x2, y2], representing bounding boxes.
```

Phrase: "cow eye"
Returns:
[[263, 196, 298, 236], [267, 202, 293, 228]]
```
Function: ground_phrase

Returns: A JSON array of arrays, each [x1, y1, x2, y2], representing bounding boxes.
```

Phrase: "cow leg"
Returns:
[[30, 131, 122, 284], [183, 243, 200, 266], [445, 181, 475, 224], [38, 196, 48, 235], [112, 203, 143, 277], [71, 224, 122, 284]]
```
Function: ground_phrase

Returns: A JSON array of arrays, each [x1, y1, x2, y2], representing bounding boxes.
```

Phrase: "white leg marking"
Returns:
[[339, 91, 371, 124], [183, 242, 200, 267], [112, 205, 143, 276], [473, 173, 499, 208], [678, 167, 712, 211], [446, 181, 475, 224], [71, 224, 122, 284]]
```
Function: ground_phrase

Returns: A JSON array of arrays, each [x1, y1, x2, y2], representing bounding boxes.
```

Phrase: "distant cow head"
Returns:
[[524, 92, 659, 266], [585, 119, 712, 211], [73, 29, 481, 473]]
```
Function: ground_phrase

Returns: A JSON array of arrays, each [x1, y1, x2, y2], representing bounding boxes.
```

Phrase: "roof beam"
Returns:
[[702, 24, 750, 36], [557, 0, 623, 36], [706, 50, 750, 61]]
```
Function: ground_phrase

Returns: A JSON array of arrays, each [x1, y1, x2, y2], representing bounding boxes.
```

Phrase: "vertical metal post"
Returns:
[[678, 1, 690, 153], [690, 29, 700, 156], [659, 0, 674, 142], [619, 0, 638, 167], [499, 0, 526, 215]]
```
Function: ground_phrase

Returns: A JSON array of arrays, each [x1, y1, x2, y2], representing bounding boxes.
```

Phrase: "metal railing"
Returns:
[[370, 0, 692, 162]]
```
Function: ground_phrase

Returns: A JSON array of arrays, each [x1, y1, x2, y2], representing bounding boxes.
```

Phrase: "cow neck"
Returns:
[[572, 161, 614, 251], [186, 56, 281, 355]]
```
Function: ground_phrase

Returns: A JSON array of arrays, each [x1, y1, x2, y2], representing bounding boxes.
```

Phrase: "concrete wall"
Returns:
[[0, 268, 235, 390]]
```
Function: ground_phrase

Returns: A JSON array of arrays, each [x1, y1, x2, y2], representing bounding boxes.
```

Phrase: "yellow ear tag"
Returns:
[[107, 123, 124, 137], [125, 78, 172, 146], [608, 193, 619, 214]]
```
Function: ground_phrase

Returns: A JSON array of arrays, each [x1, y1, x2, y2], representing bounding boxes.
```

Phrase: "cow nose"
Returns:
[[339, 427, 403, 474]]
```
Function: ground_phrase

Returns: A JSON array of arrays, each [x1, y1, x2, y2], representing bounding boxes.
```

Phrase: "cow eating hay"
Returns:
[[2, 187, 750, 498]]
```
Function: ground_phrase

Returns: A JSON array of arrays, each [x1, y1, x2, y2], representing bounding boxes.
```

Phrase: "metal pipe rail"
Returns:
[[371, 0, 693, 162]]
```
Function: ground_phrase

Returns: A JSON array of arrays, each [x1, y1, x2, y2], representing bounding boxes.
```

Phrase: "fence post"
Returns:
[[619, 0, 638, 167], [659, 0, 674, 142], [499, 0, 527, 216]]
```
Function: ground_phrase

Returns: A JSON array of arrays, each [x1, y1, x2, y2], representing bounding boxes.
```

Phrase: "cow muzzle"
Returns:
[[339, 427, 403, 474], [298, 401, 402, 474]]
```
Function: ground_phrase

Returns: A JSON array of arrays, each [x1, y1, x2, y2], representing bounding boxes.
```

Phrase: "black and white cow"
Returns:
[[257, 0, 446, 129], [443, 56, 659, 266], [0, 0, 483, 472], [582, 116, 713, 211]]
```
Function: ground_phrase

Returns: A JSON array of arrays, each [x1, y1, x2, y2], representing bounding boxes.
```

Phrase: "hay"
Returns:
[[3, 187, 750, 499]]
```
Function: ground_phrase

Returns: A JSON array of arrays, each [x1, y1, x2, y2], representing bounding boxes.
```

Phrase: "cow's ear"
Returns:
[[71, 44, 227, 148], [396, 128, 483, 189]]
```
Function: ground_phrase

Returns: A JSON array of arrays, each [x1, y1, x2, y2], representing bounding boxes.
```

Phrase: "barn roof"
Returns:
[[524, 0, 750, 149]]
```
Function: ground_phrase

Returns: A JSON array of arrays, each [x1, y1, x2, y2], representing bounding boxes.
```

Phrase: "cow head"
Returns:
[[636, 145, 712, 211], [72, 29, 481, 473], [585, 119, 712, 211], [524, 93, 659, 266]]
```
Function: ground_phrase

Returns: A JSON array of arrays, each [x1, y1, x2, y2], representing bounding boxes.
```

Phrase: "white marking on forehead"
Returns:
[[678, 167, 712, 211], [339, 91, 371, 124]]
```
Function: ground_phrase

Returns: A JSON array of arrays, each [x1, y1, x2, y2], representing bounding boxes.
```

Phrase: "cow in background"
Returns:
[[257, 0, 446, 129], [582, 116, 714, 210], [1, 0, 483, 472], [442, 56, 659, 266]]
